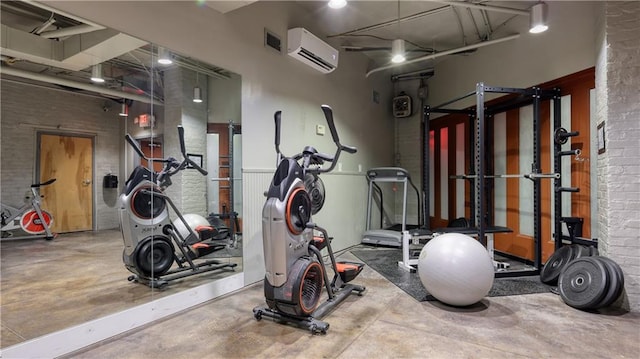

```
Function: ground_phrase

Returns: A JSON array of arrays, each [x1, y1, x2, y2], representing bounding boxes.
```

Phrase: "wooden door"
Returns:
[[140, 138, 163, 173], [207, 123, 242, 230], [39, 133, 93, 233]]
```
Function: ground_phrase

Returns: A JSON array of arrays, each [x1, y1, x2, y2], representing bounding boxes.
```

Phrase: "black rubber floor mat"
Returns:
[[351, 249, 552, 302]]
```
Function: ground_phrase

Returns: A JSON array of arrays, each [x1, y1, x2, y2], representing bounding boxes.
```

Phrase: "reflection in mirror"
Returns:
[[0, 1, 242, 349]]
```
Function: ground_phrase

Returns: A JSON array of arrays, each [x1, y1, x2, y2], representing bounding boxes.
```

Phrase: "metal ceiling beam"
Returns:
[[425, 1, 529, 16], [328, 5, 451, 37], [40, 24, 103, 39], [27, 0, 107, 29], [366, 34, 520, 77]]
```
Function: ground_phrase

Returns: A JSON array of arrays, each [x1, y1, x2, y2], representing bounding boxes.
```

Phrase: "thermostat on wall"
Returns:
[[393, 93, 412, 118]]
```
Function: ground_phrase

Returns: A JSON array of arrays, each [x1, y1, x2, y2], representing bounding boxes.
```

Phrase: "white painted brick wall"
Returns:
[[163, 67, 184, 212], [596, 1, 640, 312], [181, 69, 208, 216], [1, 81, 121, 230], [161, 67, 208, 217]]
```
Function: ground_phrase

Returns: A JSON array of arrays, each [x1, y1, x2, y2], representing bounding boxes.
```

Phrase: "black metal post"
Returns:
[[423, 105, 431, 229], [468, 112, 476, 227], [476, 82, 485, 246], [552, 89, 563, 250], [532, 87, 542, 270]]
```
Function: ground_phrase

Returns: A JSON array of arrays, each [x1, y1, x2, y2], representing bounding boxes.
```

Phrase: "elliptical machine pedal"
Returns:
[[253, 105, 365, 334]]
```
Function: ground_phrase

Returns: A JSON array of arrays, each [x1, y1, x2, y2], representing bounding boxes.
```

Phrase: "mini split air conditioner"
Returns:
[[287, 28, 338, 74]]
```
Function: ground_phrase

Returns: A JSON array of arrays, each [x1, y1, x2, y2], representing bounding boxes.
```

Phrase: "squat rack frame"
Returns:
[[423, 83, 561, 277]]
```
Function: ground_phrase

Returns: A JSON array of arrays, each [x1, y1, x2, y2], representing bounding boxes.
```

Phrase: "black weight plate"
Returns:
[[558, 257, 610, 310], [554, 127, 569, 145], [540, 245, 575, 285], [572, 244, 590, 259], [595, 256, 625, 309], [589, 246, 600, 256]]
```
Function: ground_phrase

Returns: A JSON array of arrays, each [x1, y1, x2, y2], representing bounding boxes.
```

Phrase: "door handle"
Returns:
[[82, 179, 92, 186]]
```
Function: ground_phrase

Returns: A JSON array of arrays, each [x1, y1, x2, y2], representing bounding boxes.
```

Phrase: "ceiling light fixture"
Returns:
[[193, 86, 203, 103], [119, 101, 128, 117], [391, 39, 406, 63], [193, 72, 203, 103], [157, 47, 173, 65], [529, 2, 549, 34], [391, 1, 406, 63], [328, 0, 347, 9], [90, 64, 105, 83]]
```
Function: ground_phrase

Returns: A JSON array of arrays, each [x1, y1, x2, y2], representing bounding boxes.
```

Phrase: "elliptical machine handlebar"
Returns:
[[315, 105, 357, 174], [125, 134, 168, 164], [178, 126, 208, 176], [273, 105, 357, 174], [274, 111, 282, 163], [124, 126, 208, 187]]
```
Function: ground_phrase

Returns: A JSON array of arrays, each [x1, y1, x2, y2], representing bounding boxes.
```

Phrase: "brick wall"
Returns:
[[180, 69, 208, 216], [596, 1, 640, 312], [161, 67, 208, 216], [1, 81, 121, 230]]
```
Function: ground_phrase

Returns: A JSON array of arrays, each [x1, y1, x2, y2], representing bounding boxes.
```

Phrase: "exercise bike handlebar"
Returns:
[[31, 178, 56, 188]]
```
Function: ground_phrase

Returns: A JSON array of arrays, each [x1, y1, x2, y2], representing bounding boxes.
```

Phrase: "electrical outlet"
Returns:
[[316, 124, 325, 136]]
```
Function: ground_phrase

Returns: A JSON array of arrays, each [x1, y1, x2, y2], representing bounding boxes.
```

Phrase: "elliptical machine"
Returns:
[[253, 105, 366, 334], [119, 126, 237, 288]]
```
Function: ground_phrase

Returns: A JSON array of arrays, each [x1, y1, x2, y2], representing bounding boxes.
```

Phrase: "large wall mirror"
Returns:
[[0, 0, 242, 349]]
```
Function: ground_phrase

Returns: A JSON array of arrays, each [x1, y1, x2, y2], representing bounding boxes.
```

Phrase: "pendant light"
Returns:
[[391, 39, 406, 63], [119, 101, 128, 117], [157, 47, 173, 65], [328, 0, 347, 9], [529, 2, 549, 34], [90, 64, 105, 83], [391, 1, 406, 63], [193, 72, 203, 103]]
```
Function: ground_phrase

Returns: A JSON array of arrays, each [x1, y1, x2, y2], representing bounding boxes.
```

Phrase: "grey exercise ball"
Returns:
[[418, 233, 495, 306]]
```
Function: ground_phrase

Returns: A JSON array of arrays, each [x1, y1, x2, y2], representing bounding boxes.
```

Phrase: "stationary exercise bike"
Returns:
[[253, 105, 366, 334], [1, 178, 57, 241], [119, 126, 237, 288]]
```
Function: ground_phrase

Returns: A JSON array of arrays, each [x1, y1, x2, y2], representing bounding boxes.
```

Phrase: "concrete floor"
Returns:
[[64, 251, 639, 359], [0, 229, 241, 349]]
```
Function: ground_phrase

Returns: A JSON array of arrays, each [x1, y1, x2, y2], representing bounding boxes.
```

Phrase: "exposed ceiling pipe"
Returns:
[[425, 0, 529, 16], [40, 24, 103, 39], [0, 66, 159, 104], [366, 34, 520, 77], [25, 0, 107, 30], [33, 14, 56, 35], [328, 5, 450, 37]]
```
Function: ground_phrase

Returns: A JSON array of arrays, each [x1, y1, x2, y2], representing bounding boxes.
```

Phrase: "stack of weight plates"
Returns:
[[540, 244, 625, 310], [558, 256, 625, 310], [540, 244, 599, 285]]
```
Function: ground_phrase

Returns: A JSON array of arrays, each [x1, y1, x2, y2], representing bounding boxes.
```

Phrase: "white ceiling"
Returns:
[[0, 0, 540, 95], [294, 1, 536, 71], [204, 1, 538, 74]]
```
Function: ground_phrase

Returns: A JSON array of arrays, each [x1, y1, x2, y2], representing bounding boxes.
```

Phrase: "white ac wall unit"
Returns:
[[287, 27, 338, 74]]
